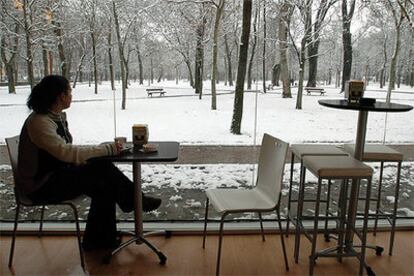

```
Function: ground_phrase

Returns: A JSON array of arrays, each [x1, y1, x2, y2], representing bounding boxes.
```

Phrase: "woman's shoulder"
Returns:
[[26, 112, 57, 128]]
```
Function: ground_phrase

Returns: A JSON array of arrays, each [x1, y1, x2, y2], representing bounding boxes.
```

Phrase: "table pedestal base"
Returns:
[[102, 230, 171, 265], [312, 245, 376, 276]]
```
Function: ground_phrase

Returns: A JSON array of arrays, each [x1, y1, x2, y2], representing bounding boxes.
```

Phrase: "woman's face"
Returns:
[[61, 85, 72, 109]]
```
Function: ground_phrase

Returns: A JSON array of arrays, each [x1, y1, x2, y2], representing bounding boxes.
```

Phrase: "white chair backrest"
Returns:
[[255, 134, 288, 204], [5, 136, 19, 185]]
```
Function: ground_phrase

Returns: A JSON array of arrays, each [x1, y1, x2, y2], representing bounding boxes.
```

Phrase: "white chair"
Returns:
[[5, 136, 85, 271], [202, 134, 289, 275]]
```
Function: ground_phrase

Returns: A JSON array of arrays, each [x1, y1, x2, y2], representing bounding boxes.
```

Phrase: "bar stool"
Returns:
[[294, 155, 373, 276], [286, 145, 349, 237], [343, 144, 403, 255]]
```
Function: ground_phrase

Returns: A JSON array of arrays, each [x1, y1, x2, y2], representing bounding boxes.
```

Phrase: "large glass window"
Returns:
[[0, 0, 413, 225]]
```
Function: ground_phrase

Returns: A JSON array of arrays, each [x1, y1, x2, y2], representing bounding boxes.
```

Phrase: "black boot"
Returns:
[[142, 194, 161, 212]]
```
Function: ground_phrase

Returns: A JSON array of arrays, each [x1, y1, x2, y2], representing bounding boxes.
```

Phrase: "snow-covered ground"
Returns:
[[0, 81, 413, 221], [1, 80, 413, 145]]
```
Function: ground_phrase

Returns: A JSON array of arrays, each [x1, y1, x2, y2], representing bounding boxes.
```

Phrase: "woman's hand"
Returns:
[[114, 142, 123, 154]]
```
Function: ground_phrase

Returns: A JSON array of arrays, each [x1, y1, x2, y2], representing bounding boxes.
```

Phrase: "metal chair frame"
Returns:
[[294, 158, 373, 276], [5, 135, 85, 271], [202, 134, 289, 276]]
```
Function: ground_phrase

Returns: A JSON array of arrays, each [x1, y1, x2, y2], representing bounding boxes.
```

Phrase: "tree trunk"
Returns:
[[397, 65, 402, 88], [5, 64, 16, 94], [224, 53, 228, 86], [184, 59, 194, 87], [231, 0, 252, 135], [306, 41, 320, 87], [112, 1, 127, 109], [296, 1, 312, 109], [224, 33, 233, 86], [262, 1, 267, 93], [279, 2, 291, 98], [53, 21, 69, 80], [386, 21, 402, 103], [341, 0, 356, 93], [91, 31, 98, 94], [157, 66, 163, 82], [107, 21, 116, 90], [328, 68, 332, 85], [247, 6, 258, 90], [175, 66, 179, 85], [296, 37, 307, 110], [150, 57, 154, 84], [272, 64, 280, 86], [0, 25, 18, 93], [194, 11, 206, 98], [42, 46, 49, 76], [137, 45, 144, 85], [336, 68, 341, 88], [364, 63, 369, 86], [125, 49, 131, 88], [73, 51, 86, 88], [211, 0, 225, 110], [22, 0, 34, 88], [341, 26, 352, 92]]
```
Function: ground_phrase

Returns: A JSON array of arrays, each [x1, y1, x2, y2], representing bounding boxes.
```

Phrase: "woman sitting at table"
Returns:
[[18, 75, 161, 251]]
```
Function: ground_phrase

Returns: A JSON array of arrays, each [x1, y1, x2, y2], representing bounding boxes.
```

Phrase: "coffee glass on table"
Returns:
[[114, 136, 127, 150]]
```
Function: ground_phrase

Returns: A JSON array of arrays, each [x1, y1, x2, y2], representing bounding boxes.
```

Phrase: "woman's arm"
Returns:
[[27, 114, 117, 165]]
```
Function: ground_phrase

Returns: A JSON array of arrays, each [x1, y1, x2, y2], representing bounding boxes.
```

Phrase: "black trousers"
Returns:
[[28, 160, 134, 246]]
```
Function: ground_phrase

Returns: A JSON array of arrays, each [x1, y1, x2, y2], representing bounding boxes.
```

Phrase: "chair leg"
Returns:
[[202, 197, 210, 249], [359, 178, 372, 276], [67, 203, 86, 271], [39, 205, 45, 238], [8, 203, 20, 267], [309, 178, 322, 276], [216, 213, 227, 276], [324, 180, 332, 241], [373, 161, 384, 236], [389, 161, 401, 256], [294, 162, 306, 263], [337, 179, 348, 263], [258, 212, 265, 242], [277, 207, 289, 271], [286, 152, 295, 237]]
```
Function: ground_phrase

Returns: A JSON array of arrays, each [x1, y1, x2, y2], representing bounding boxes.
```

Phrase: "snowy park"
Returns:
[[1, 81, 413, 221]]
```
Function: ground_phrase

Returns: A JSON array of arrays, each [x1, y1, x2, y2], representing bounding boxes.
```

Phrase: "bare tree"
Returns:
[[288, 0, 312, 109], [72, 34, 87, 88], [150, 4, 195, 87], [210, 0, 225, 110], [223, 33, 233, 86], [193, 4, 207, 98], [262, 0, 267, 93], [247, 4, 259, 90], [385, 0, 407, 103], [340, 0, 356, 92], [306, 0, 337, 87], [112, 0, 127, 109], [0, 1, 19, 93], [278, 0, 293, 98], [81, 0, 99, 93], [107, 17, 116, 90], [231, 0, 252, 135]]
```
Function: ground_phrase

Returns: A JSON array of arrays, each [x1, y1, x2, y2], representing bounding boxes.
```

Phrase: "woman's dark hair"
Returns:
[[27, 75, 70, 114]]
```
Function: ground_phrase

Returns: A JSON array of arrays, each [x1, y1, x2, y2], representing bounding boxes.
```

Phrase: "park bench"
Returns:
[[146, 87, 166, 97], [305, 87, 325, 96]]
